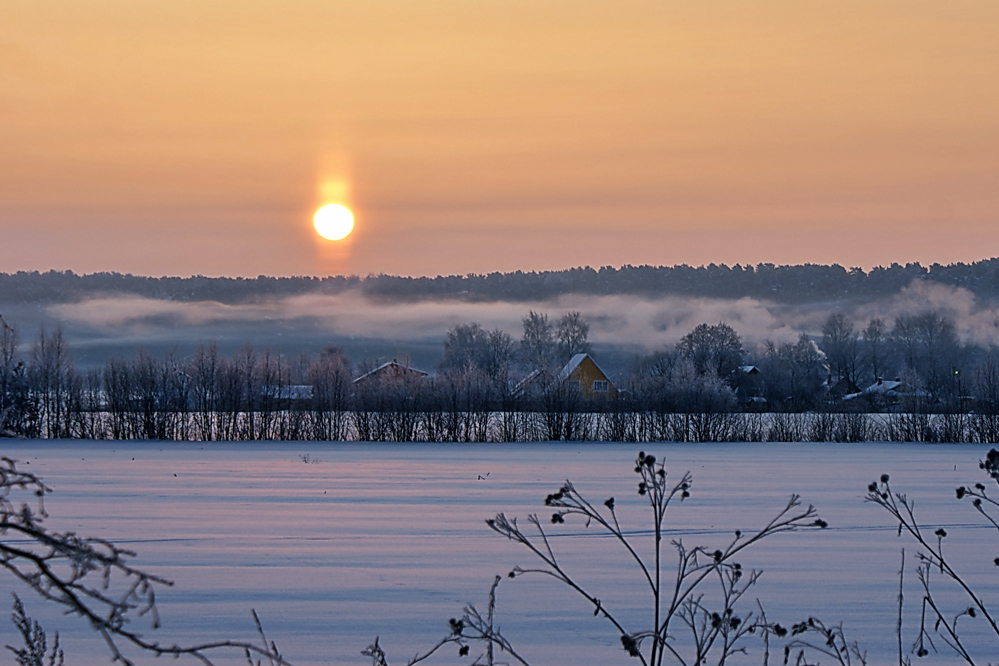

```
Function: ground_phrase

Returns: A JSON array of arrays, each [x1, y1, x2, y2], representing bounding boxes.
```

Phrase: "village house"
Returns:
[[558, 353, 615, 397], [513, 353, 616, 399], [352, 359, 428, 387]]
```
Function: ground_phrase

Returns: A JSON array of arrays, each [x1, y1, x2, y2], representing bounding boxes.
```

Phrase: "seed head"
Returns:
[[881, 474, 890, 484], [620, 634, 641, 658]]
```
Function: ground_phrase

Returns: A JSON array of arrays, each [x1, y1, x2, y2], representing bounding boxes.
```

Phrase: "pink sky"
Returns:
[[2, 1, 998, 277]]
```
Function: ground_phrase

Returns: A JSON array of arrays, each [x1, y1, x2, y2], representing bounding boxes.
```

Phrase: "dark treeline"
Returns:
[[4, 305, 999, 444], [5, 258, 999, 305]]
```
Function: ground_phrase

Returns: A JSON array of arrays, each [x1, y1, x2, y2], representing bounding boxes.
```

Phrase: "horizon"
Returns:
[[5, 255, 999, 282]]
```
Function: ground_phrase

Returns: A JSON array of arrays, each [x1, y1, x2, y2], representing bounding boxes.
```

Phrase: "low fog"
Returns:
[[2, 279, 997, 373]]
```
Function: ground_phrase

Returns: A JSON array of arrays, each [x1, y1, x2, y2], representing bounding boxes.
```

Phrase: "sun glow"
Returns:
[[313, 204, 354, 241]]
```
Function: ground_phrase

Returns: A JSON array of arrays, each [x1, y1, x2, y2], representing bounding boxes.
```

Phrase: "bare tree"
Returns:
[[308, 349, 352, 441], [441, 323, 515, 381], [862, 317, 891, 384], [822, 313, 861, 386], [28, 329, 73, 439], [189, 342, 222, 441], [676, 323, 744, 382], [891, 312, 963, 398], [556, 311, 591, 363], [0, 318, 35, 437], [520, 311, 556, 371], [758, 335, 828, 410]]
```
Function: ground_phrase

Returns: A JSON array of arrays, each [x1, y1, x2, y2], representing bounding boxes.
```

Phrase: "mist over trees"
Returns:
[[4, 297, 999, 443], [6, 258, 999, 305]]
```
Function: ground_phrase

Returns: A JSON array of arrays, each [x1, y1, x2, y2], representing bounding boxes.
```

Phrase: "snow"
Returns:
[[0, 440, 994, 665]]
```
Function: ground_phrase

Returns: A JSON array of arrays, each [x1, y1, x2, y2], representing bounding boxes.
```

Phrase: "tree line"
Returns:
[[5, 257, 999, 305], [3, 307, 999, 443]]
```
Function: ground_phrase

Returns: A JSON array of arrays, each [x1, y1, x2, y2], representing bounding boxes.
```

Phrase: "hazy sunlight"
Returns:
[[313, 204, 354, 241]]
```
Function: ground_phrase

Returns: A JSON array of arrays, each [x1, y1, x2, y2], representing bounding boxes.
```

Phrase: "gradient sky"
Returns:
[[3, 1, 998, 277]]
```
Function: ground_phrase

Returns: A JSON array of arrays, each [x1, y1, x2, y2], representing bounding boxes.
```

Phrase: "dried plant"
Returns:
[[363, 452, 823, 666], [780, 616, 867, 666], [0, 456, 291, 666], [866, 452, 999, 664], [486, 452, 827, 665], [363, 575, 530, 666], [6, 593, 64, 666]]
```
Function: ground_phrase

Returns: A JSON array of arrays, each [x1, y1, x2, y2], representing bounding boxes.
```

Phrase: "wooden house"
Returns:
[[512, 353, 615, 399], [558, 353, 615, 398]]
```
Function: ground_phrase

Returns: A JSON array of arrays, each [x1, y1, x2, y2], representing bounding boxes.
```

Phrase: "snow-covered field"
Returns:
[[1, 441, 995, 665]]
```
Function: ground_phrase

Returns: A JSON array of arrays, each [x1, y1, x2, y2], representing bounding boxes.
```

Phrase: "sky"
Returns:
[[2, 1, 999, 278]]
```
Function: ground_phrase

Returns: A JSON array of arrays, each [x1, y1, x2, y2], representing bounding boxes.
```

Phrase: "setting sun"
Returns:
[[313, 204, 354, 241]]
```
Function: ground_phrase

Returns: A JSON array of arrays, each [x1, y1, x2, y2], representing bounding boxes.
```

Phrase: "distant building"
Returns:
[[733, 365, 765, 403], [842, 377, 930, 402], [352, 359, 428, 387], [558, 353, 616, 398], [513, 353, 615, 399], [828, 377, 861, 399]]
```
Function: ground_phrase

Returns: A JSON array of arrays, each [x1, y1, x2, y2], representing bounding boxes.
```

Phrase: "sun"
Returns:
[[313, 204, 354, 241]]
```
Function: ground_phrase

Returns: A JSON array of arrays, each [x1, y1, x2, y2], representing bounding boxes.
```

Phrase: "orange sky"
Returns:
[[2, 1, 998, 277]]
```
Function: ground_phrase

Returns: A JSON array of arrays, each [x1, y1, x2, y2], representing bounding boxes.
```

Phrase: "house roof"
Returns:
[[512, 369, 542, 396], [352, 359, 428, 384], [862, 379, 904, 395], [557, 353, 610, 384]]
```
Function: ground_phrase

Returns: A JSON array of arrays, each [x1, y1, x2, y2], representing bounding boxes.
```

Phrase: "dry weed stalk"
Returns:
[[0, 456, 290, 666], [865, 449, 999, 664], [370, 451, 821, 666]]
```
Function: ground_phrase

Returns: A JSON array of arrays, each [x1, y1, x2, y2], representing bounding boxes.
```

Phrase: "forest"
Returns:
[[4, 258, 999, 305]]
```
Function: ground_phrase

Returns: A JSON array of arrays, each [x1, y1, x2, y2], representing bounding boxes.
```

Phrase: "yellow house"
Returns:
[[558, 353, 615, 398]]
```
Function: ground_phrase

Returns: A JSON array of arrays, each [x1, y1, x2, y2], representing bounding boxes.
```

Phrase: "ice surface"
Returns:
[[1, 441, 994, 665]]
